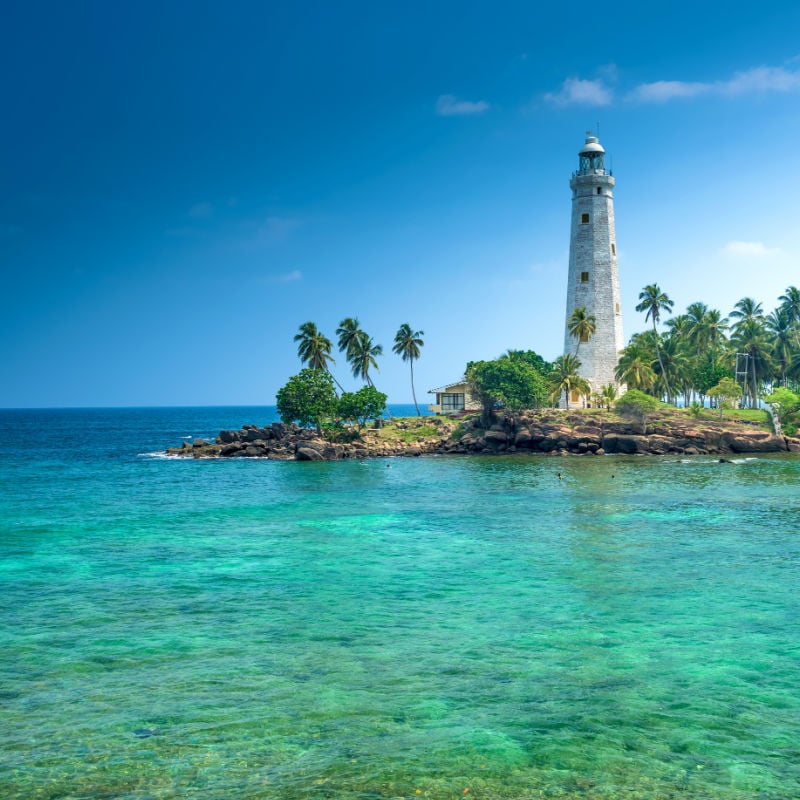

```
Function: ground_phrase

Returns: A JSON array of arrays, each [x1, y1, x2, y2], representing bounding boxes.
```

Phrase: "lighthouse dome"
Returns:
[[579, 135, 605, 155]]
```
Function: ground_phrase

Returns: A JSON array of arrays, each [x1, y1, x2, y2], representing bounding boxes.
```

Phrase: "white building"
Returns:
[[561, 132, 625, 406]]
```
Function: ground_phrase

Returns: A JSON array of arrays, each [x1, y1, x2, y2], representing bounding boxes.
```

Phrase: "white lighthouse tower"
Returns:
[[562, 132, 624, 405]]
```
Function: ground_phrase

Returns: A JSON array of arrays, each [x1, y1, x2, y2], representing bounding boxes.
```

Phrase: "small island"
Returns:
[[167, 405, 799, 461]]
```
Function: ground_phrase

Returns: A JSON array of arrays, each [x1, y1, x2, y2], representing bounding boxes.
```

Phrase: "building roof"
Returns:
[[428, 378, 468, 393]]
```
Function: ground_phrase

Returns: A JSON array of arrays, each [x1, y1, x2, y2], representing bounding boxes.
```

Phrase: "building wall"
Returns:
[[563, 172, 624, 398]]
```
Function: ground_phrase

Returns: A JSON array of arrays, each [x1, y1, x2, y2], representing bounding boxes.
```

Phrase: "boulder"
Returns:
[[484, 429, 508, 444], [218, 430, 240, 444], [602, 434, 648, 455], [296, 446, 324, 461], [726, 434, 786, 453]]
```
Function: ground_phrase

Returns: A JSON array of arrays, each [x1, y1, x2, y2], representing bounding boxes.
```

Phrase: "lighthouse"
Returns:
[[562, 132, 624, 405]]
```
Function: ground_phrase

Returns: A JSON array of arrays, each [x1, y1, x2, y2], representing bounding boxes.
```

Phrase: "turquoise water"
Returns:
[[1, 408, 799, 799]]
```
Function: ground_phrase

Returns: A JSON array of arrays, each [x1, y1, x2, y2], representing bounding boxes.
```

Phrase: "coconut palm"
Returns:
[[348, 333, 383, 387], [293, 321, 343, 393], [778, 285, 800, 348], [635, 284, 674, 400], [294, 321, 334, 371], [615, 341, 657, 392], [336, 317, 365, 361], [730, 317, 773, 408], [766, 308, 795, 386], [601, 383, 618, 409], [567, 306, 596, 357], [548, 354, 590, 409], [392, 324, 425, 416], [730, 297, 764, 330]]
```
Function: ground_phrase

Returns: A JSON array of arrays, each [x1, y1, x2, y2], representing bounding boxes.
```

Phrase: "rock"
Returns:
[[296, 446, 324, 461], [220, 443, 243, 457], [602, 434, 648, 454], [218, 430, 240, 444], [484, 429, 508, 443], [726, 434, 786, 453], [192, 438, 208, 447]]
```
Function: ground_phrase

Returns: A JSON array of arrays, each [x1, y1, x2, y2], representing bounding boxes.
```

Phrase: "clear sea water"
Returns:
[[1, 406, 799, 800]]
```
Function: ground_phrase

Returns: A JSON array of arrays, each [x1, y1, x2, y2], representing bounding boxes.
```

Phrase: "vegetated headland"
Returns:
[[167, 406, 800, 461]]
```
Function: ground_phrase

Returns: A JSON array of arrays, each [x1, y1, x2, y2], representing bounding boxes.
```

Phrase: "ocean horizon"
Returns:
[[1, 406, 799, 799]]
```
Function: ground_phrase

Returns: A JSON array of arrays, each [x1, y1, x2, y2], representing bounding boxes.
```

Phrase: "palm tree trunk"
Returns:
[[410, 360, 420, 416], [653, 321, 670, 401]]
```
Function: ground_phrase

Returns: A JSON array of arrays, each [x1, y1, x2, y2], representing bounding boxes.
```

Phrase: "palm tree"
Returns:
[[567, 306, 597, 357], [766, 308, 794, 386], [730, 317, 773, 408], [704, 308, 729, 366], [548, 354, 590, 409], [730, 297, 764, 330], [293, 321, 343, 393], [615, 341, 656, 391], [294, 321, 334, 370], [348, 334, 383, 387], [336, 317, 365, 361], [778, 285, 800, 348], [601, 383, 618, 409], [635, 284, 674, 400], [654, 335, 691, 405], [392, 324, 425, 416]]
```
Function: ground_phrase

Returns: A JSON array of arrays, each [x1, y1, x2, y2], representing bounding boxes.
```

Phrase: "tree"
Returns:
[[730, 317, 773, 408], [547, 354, 590, 410], [567, 306, 596, 357], [615, 389, 660, 434], [503, 349, 553, 376], [276, 369, 338, 434], [336, 317, 365, 361], [601, 383, 618, 409], [348, 334, 383, 387], [778, 285, 800, 349], [393, 324, 425, 416], [635, 284, 674, 399], [766, 308, 795, 386], [615, 340, 656, 392], [708, 377, 742, 420], [293, 321, 343, 393], [337, 386, 388, 429], [294, 321, 334, 370], [467, 357, 548, 426]]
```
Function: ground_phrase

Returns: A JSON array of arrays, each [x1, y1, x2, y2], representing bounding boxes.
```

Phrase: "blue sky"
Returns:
[[2, 1, 799, 407]]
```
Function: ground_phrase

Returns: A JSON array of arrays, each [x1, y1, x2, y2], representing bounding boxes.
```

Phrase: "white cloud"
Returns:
[[435, 94, 490, 116], [721, 240, 782, 258], [276, 269, 302, 283], [627, 80, 710, 103], [544, 78, 613, 107], [629, 64, 800, 103]]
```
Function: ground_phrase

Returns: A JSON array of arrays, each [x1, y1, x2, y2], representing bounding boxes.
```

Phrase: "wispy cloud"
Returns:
[[629, 65, 800, 103], [721, 240, 782, 258], [436, 94, 490, 116], [544, 78, 613, 107], [545, 62, 800, 107], [273, 269, 303, 283]]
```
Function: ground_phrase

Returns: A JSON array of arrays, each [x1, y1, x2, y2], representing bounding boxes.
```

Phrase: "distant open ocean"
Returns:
[[1, 406, 799, 799]]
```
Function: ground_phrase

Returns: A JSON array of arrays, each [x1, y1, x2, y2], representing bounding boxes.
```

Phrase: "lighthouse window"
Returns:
[[611, 243, 616, 255], [580, 271, 589, 283], [581, 213, 590, 224], [597, 187, 602, 195], [616, 303, 620, 313]]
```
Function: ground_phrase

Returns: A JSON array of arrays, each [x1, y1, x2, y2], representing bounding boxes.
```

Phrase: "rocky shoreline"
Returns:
[[167, 411, 800, 460]]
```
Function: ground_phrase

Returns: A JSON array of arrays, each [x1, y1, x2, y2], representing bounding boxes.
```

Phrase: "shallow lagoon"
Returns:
[[1, 408, 799, 799]]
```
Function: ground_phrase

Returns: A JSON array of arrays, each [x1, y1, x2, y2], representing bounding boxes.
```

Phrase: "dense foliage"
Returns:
[[617, 286, 800, 409], [276, 369, 338, 432], [466, 354, 549, 424], [615, 389, 661, 434], [337, 386, 388, 429]]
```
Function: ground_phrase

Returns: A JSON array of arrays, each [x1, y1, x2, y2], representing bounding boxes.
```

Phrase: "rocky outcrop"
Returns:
[[167, 411, 799, 461]]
